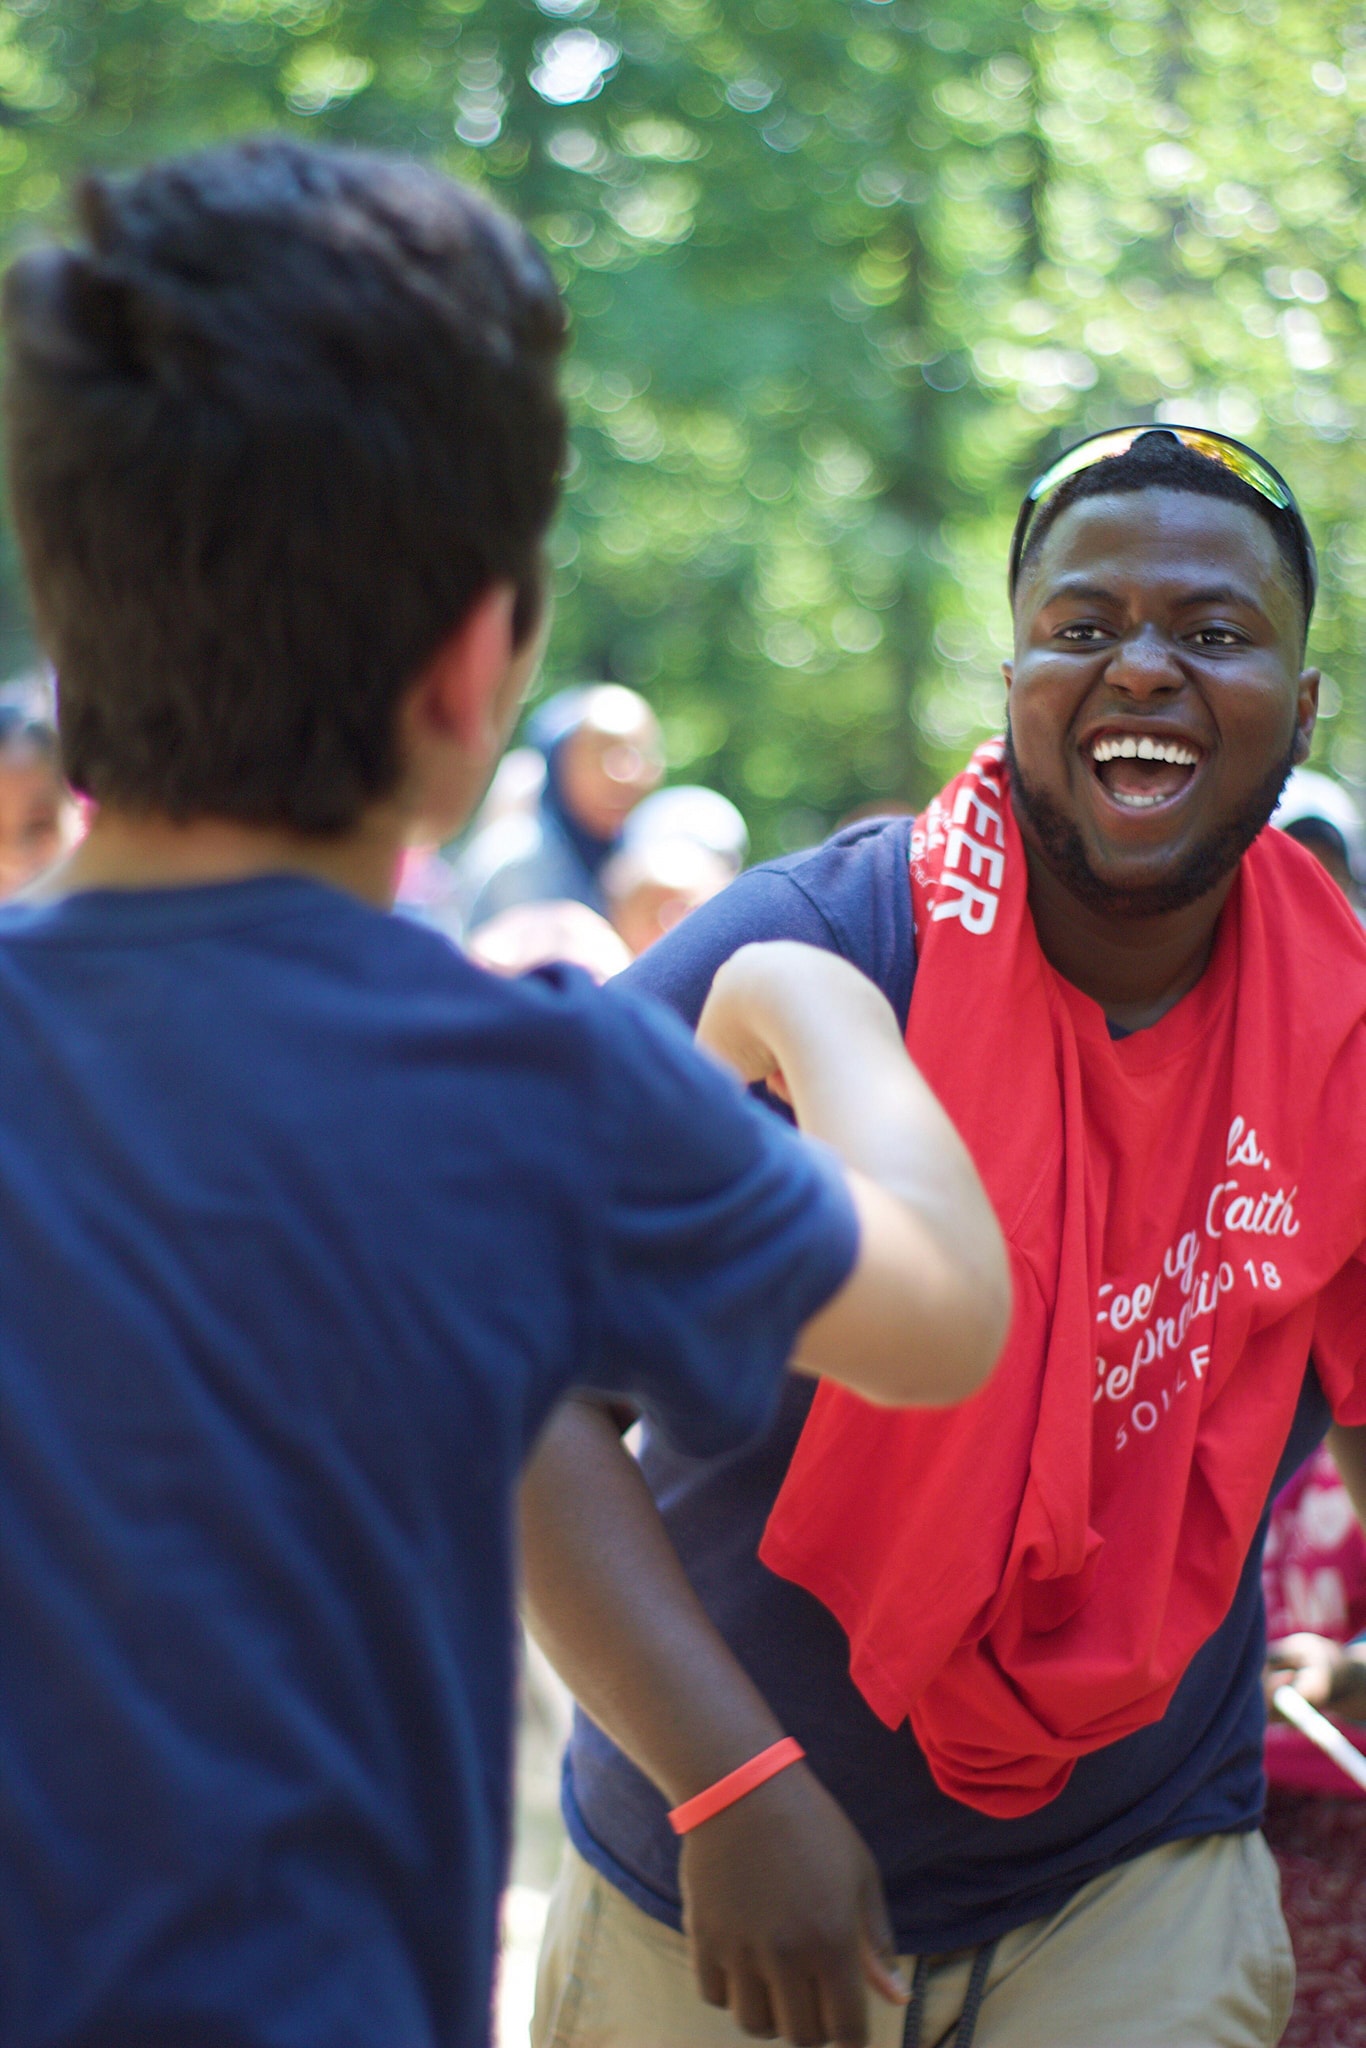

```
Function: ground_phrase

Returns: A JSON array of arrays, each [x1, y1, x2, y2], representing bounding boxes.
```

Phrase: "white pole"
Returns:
[[1273, 1684, 1366, 1794]]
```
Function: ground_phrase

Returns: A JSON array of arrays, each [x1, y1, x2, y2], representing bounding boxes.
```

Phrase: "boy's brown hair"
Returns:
[[3, 139, 566, 833]]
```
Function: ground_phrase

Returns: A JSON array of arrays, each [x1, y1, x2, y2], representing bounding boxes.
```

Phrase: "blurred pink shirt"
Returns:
[[1262, 1446, 1366, 1798]]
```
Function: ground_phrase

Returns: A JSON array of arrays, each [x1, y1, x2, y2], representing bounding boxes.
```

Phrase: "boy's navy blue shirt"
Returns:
[[0, 873, 857, 2048], [566, 815, 1330, 1951]]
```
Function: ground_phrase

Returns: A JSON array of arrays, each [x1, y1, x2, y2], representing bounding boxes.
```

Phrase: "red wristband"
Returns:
[[667, 1737, 806, 1836]]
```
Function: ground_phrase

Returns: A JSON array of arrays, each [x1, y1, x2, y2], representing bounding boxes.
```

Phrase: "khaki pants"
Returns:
[[533, 1832, 1294, 2047]]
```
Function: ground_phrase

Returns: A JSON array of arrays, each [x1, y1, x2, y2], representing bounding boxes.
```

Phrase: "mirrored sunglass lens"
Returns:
[[1173, 431, 1291, 508], [1026, 430, 1141, 504], [1029, 426, 1291, 515]]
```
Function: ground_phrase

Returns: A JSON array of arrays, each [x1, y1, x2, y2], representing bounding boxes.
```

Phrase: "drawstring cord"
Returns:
[[955, 1940, 996, 2046], [901, 1939, 998, 2048], [902, 1954, 933, 2046]]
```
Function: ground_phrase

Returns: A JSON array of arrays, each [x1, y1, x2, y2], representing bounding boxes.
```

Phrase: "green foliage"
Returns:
[[0, 0, 1363, 849]]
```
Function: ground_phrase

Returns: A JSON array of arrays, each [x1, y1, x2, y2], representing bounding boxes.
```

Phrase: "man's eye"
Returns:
[[1055, 622, 1107, 643], [1191, 627, 1243, 648]]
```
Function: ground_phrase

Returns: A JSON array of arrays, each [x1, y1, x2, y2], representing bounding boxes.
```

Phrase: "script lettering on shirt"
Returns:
[[1226, 1115, 1270, 1169], [1204, 1178, 1299, 1239], [1096, 1114, 1303, 1453], [1095, 1260, 1233, 1404]]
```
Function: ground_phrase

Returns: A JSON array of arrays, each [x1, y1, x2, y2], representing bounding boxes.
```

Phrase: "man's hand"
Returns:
[[522, 1401, 902, 2045], [681, 1762, 907, 2048], [1267, 1631, 1366, 1722]]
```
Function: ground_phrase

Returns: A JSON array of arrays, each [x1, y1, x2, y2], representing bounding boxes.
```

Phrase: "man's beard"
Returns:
[[1004, 724, 1300, 920]]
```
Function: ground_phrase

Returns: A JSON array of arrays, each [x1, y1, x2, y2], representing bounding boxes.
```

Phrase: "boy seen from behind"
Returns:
[[0, 141, 1007, 2048]]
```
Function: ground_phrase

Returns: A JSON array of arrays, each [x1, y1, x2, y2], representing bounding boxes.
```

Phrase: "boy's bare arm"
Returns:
[[522, 945, 1008, 2046], [521, 1399, 905, 2048], [695, 940, 1011, 1406]]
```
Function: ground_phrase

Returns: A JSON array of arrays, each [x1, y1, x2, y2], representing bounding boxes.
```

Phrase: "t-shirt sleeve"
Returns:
[[579, 979, 860, 1458], [618, 816, 917, 1033]]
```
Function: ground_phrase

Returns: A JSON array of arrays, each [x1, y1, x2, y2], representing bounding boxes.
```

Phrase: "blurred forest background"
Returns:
[[0, 0, 1362, 851]]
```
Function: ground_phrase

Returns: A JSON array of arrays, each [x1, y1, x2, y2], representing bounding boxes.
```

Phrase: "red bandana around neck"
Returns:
[[760, 739, 1366, 1818]]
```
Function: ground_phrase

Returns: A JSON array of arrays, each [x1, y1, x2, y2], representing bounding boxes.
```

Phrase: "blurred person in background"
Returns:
[[1261, 1456, 1366, 2045], [1261, 771, 1366, 2045], [475, 744, 548, 833], [0, 677, 81, 900], [466, 898, 631, 984], [396, 747, 551, 944], [393, 834, 465, 939], [603, 787, 748, 957], [1272, 765, 1365, 914], [603, 837, 733, 959], [623, 783, 750, 880], [467, 784, 747, 977], [460, 684, 663, 932]]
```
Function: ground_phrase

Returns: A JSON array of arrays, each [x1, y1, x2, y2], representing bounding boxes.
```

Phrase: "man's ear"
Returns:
[[1002, 661, 1014, 694], [413, 585, 519, 755], [1293, 667, 1321, 766]]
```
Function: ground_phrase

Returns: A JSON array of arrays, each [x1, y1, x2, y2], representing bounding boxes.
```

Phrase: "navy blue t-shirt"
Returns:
[[0, 874, 858, 2048], [565, 816, 1331, 1952]]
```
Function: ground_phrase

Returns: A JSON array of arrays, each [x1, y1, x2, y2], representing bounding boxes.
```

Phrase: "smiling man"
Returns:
[[523, 426, 1366, 2048]]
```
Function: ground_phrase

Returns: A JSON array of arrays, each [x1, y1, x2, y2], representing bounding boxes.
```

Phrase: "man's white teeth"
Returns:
[[1110, 788, 1170, 808], [1090, 734, 1200, 767]]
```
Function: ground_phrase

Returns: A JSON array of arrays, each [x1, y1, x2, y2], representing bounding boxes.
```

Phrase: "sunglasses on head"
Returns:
[[1007, 424, 1317, 615]]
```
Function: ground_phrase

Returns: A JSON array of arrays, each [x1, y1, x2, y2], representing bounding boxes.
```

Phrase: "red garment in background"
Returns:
[[1263, 1447, 1366, 1799], [1263, 1455, 1366, 2048], [762, 739, 1366, 1818]]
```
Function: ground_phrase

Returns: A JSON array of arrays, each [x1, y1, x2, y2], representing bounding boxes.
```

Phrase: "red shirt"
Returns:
[[764, 741, 1366, 1817]]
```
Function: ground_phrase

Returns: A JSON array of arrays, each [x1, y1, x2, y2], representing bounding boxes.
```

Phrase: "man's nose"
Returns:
[[1104, 625, 1184, 696]]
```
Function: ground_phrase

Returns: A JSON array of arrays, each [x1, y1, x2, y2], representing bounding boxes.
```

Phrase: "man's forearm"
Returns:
[[522, 1399, 909, 2040], [520, 1398, 788, 1806]]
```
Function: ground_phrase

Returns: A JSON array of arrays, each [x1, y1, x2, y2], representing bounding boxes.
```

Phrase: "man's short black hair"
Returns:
[[1015, 428, 1313, 636], [2, 138, 567, 832]]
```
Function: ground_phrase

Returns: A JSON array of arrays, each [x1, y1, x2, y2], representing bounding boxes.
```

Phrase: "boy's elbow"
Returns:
[[800, 1187, 1011, 1408], [942, 1257, 1012, 1401], [869, 1252, 1012, 1409], [939, 1205, 1012, 1400]]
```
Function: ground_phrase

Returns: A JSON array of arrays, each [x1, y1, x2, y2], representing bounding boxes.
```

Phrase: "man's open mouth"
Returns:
[[1086, 732, 1203, 811]]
